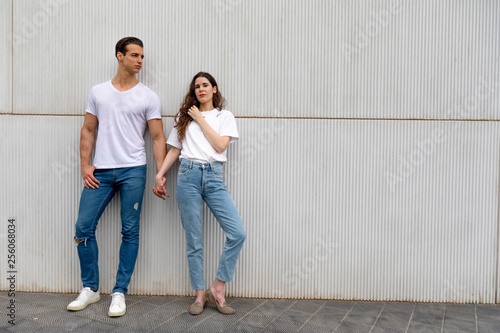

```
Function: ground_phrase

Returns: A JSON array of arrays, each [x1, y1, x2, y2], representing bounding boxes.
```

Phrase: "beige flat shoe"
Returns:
[[189, 301, 207, 315], [205, 289, 236, 315]]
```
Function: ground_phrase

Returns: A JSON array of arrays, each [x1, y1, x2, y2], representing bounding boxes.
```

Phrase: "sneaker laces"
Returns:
[[76, 287, 92, 301], [110, 293, 124, 306]]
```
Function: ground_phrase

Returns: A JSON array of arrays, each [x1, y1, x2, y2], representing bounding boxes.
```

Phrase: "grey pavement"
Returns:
[[0, 291, 499, 332]]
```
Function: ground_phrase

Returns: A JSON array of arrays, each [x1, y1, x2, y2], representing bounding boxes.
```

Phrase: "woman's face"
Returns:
[[194, 77, 217, 105]]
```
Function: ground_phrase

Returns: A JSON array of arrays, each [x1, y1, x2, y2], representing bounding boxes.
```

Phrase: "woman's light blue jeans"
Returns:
[[74, 165, 147, 295], [175, 159, 246, 291]]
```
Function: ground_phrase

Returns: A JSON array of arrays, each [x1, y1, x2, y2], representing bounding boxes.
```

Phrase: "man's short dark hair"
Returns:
[[115, 37, 143, 59]]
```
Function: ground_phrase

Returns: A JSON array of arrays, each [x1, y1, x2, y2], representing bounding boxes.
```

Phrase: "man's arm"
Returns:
[[80, 113, 100, 189], [148, 119, 167, 198], [153, 146, 181, 200], [148, 118, 167, 171]]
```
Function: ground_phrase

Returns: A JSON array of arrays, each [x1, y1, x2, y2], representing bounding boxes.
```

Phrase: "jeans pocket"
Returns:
[[212, 164, 224, 178], [178, 164, 190, 177]]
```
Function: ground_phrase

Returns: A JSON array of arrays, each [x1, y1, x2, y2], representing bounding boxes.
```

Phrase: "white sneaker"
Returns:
[[67, 287, 100, 311], [108, 292, 126, 317]]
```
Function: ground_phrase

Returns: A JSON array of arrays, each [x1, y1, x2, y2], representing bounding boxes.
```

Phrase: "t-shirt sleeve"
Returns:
[[166, 124, 182, 149], [220, 111, 239, 143], [85, 88, 96, 116], [145, 92, 162, 120]]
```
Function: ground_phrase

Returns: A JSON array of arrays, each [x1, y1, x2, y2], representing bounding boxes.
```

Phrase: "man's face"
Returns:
[[118, 44, 144, 74]]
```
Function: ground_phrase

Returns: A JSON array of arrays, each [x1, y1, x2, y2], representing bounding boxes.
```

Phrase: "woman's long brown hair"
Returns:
[[174, 72, 227, 141]]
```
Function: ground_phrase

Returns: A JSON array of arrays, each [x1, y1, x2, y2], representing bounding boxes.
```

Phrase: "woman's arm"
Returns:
[[188, 106, 231, 153], [153, 146, 181, 200]]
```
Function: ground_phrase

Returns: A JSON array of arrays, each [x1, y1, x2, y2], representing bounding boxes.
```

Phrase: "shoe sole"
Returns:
[[108, 309, 126, 317], [67, 296, 101, 311]]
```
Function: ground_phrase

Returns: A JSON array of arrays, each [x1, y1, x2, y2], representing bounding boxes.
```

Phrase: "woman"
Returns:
[[153, 72, 246, 315]]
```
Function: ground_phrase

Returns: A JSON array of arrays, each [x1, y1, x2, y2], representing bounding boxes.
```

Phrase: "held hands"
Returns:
[[187, 105, 204, 123], [82, 165, 100, 189], [152, 174, 169, 200]]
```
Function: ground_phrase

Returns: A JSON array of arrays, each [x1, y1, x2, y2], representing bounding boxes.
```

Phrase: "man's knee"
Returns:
[[74, 236, 87, 246]]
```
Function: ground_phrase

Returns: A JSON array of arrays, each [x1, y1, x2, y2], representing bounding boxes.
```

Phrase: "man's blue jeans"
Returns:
[[175, 159, 246, 291], [74, 165, 147, 295]]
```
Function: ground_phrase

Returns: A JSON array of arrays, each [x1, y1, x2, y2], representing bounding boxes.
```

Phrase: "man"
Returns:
[[67, 37, 166, 317]]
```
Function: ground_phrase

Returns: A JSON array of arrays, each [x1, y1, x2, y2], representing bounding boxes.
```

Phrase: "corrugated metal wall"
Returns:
[[1, 0, 499, 303]]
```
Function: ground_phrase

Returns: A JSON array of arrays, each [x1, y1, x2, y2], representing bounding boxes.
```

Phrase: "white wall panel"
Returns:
[[0, 0, 12, 114], [1, 116, 498, 303], [3, 0, 500, 304], [12, 0, 500, 119]]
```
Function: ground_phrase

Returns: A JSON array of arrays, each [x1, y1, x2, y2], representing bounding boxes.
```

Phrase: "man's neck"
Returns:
[[111, 71, 139, 92]]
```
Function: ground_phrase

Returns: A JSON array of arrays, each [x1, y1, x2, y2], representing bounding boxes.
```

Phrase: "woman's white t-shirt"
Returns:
[[167, 109, 239, 163]]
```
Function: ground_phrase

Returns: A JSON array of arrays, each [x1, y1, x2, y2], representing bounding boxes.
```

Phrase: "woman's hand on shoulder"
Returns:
[[187, 105, 204, 123]]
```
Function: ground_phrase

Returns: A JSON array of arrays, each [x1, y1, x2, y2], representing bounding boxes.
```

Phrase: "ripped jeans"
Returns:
[[74, 165, 147, 295]]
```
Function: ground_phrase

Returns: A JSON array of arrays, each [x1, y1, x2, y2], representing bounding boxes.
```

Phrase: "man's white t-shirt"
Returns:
[[86, 80, 162, 169], [167, 109, 239, 163]]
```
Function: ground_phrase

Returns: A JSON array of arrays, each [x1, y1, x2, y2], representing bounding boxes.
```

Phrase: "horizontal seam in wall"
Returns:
[[2, 114, 500, 122]]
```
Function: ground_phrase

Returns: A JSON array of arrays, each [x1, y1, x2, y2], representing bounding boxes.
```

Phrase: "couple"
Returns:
[[67, 37, 246, 317]]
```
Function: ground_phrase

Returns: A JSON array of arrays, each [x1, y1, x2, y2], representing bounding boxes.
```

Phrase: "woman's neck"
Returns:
[[199, 102, 214, 111]]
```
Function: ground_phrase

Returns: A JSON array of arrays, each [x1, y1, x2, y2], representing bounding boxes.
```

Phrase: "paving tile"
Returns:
[[252, 300, 291, 317], [343, 311, 378, 326], [19, 293, 75, 310], [476, 305, 500, 318], [263, 318, 306, 332], [236, 313, 275, 329], [374, 313, 410, 331], [443, 328, 476, 333], [477, 314, 500, 329], [187, 317, 240, 333], [316, 304, 352, 317], [298, 323, 333, 333], [2, 318, 48, 333], [350, 302, 384, 317], [76, 320, 120, 332], [110, 327, 143, 333], [33, 327, 69, 333], [304, 313, 342, 330], [137, 295, 176, 306], [227, 298, 267, 313], [277, 309, 312, 324], [121, 314, 168, 331], [252, 299, 294, 317], [0, 299, 31, 315], [155, 297, 192, 315], [477, 321, 500, 333], [445, 309, 476, 323], [442, 318, 477, 332], [334, 320, 372, 333], [323, 300, 356, 310], [26, 309, 76, 325], [221, 322, 263, 332], [413, 303, 446, 314], [411, 305, 445, 324], [407, 321, 442, 333], [143, 303, 186, 322], [381, 302, 415, 317], [52, 315, 93, 331], [371, 326, 405, 333], [289, 300, 325, 313], [15, 304, 54, 319], [383, 302, 415, 312], [446, 304, 476, 314], [123, 301, 161, 316]]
